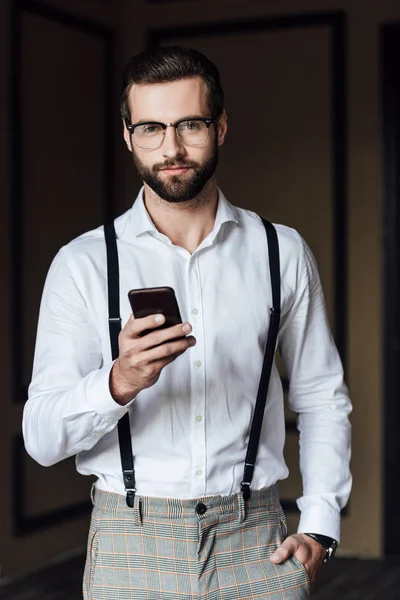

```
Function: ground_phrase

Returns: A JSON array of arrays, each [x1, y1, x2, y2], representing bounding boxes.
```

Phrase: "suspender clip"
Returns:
[[126, 490, 135, 508], [123, 469, 135, 489], [241, 481, 251, 501], [123, 469, 136, 508]]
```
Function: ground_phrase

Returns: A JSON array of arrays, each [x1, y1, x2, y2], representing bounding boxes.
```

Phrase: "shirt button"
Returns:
[[195, 469, 203, 476], [194, 360, 202, 368], [192, 308, 199, 315], [196, 415, 203, 422]]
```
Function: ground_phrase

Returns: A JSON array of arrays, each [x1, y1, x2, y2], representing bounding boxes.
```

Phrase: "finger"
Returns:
[[293, 547, 310, 567], [144, 350, 188, 375], [140, 321, 193, 349], [137, 343, 194, 377], [145, 335, 196, 361], [157, 347, 188, 367], [270, 537, 298, 564], [123, 313, 167, 338]]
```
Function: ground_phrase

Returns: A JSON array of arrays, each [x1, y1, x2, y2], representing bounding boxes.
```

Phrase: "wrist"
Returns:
[[109, 361, 139, 405], [304, 533, 338, 562]]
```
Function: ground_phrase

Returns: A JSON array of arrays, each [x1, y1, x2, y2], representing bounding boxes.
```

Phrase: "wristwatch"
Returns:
[[304, 533, 338, 562]]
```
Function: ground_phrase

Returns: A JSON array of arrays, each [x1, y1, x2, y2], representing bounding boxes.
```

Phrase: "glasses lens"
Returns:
[[177, 120, 209, 146], [133, 123, 164, 149]]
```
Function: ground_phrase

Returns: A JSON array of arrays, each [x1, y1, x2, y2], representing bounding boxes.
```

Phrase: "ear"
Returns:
[[122, 120, 133, 152], [216, 110, 228, 147]]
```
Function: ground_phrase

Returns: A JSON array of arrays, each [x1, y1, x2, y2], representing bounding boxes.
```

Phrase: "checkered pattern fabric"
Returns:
[[83, 486, 310, 600]]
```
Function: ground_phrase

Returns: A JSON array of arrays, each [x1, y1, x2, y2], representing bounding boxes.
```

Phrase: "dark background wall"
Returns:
[[1, 0, 399, 581]]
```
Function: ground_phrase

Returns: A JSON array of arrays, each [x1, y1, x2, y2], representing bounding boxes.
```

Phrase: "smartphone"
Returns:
[[128, 286, 183, 337]]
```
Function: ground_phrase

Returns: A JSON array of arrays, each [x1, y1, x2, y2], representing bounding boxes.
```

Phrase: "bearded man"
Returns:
[[23, 46, 352, 600]]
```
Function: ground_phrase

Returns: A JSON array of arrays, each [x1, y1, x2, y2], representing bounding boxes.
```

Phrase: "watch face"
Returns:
[[327, 541, 338, 560]]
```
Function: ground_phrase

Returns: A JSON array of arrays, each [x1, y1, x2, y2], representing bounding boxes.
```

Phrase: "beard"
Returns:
[[132, 141, 219, 203]]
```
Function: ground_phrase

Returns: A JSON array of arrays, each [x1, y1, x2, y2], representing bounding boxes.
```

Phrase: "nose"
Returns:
[[161, 125, 186, 158]]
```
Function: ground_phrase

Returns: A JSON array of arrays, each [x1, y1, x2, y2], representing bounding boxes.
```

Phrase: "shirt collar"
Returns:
[[119, 187, 239, 243]]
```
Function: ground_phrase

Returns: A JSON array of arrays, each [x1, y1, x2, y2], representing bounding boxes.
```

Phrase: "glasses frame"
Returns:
[[125, 116, 220, 150]]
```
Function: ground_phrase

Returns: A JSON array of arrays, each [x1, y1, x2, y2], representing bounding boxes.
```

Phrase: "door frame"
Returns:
[[381, 20, 400, 556]]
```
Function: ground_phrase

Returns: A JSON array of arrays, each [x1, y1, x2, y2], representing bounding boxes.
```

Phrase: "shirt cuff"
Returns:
[[297, 504, 341, 542], [85, 360, 136, 418]]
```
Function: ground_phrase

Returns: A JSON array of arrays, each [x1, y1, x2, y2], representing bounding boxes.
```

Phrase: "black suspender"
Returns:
[[241, 219, 281, 500], [104, 221, 136, 508], [104, 217, 280, 507]]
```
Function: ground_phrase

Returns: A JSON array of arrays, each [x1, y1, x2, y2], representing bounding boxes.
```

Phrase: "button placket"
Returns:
[[188, 256, 206, 497]]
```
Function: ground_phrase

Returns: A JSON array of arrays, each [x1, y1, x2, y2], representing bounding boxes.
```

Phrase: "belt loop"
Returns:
[[133, 496, 143, 526], [238, 492, 246, 524], [90, 482, 96, 505]]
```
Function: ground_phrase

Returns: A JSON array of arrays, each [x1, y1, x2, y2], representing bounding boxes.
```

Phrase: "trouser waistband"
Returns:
[[90, 484, 280, 519]]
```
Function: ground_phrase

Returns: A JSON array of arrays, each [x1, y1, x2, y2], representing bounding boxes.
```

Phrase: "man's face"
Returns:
[[123, 77, 227, 203]]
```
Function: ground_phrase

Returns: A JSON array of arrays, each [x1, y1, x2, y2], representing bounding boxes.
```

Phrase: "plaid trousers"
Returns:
[[83, 485, 310, 600]]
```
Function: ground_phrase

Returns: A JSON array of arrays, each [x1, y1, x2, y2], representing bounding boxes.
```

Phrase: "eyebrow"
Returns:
[[131, 115, 209, 126]]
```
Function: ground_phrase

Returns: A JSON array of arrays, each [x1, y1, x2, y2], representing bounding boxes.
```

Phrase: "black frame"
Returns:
[[126, 116, 217, 132], [147, 9, 348, 377], [147, 11, 348, 516], [10, 0, 114, 534], [381, 20, 400, 556], [146, 0, 197, 3], [10, 0, 115, 405], [126, 116, 218, 149], [9, 6, 349, 531]]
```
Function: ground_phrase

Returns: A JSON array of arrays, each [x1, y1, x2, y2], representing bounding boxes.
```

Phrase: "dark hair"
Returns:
[[120, 46, 224, 124]]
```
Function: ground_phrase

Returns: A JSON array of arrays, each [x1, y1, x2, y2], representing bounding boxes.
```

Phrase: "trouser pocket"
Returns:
[[83, 519, 99, 599]]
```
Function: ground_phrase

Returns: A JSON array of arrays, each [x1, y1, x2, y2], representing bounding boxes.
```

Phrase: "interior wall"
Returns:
[[1, 0, 120, 581], [2, 0, 398, 583], [0, 0, 13, 578], [117, 0, 400, 559]]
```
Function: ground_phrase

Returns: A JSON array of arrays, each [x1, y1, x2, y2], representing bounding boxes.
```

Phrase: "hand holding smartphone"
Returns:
[[110, 287, 196, 405]]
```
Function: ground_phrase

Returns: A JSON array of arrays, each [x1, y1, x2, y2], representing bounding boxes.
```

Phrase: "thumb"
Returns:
[[270, 538, 297, 564]]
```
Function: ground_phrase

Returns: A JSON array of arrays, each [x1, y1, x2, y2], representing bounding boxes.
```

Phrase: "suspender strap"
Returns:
[[104, 222, 136, 508], [104, 222, 122, 359], [241, 219, 281, 501]]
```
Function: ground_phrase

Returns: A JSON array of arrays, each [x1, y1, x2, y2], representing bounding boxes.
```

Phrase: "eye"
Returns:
[[137, 124, 162, 136], [179, 120, 202, 131]]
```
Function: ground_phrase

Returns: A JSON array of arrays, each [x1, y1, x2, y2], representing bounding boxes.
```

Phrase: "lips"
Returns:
[[160, 166, 192, 171], [159, 166, 193, 176]]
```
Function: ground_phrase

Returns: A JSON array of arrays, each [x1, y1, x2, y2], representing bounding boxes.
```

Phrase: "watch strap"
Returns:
[[304, 533, 338, 562]]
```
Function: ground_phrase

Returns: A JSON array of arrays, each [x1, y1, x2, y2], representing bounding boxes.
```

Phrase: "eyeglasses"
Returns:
[[125, 116, 219, 150]]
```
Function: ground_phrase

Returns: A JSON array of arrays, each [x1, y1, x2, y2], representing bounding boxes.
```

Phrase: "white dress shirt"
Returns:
[[23, 188, 352, 541]]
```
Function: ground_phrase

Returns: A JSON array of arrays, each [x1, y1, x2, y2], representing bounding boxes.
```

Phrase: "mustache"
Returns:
[[153, 159, 198, 172]]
